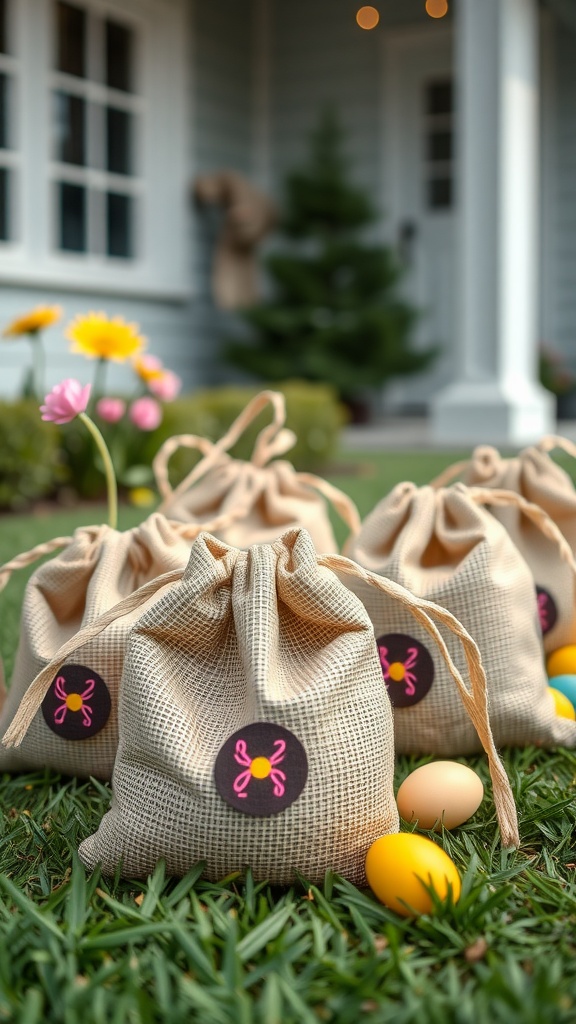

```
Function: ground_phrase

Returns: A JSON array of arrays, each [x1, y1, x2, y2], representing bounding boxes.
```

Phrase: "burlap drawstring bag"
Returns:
[[432, 438, 576, 651], [4, 529, 519, 884], [345, 482, 576, 753], [153, 389, 360, 552], [0, 513, 206, 780]]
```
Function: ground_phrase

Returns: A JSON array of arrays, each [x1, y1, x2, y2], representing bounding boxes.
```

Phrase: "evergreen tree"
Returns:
[[225, 108, 436, 409]]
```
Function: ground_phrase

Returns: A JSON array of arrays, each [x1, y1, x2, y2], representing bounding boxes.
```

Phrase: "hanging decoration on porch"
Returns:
[[193, 171, 277, 311]]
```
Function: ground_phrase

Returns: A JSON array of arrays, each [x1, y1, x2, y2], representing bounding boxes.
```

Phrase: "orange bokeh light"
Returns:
[[425, 0, 449, 18], [356, 6, 380, 30]]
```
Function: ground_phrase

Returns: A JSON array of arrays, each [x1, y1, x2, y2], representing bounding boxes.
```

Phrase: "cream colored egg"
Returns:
[[396, 761, 484, 831]]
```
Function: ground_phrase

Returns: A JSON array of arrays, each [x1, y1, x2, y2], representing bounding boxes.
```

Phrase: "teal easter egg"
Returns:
[[548, 674, 576, 708]]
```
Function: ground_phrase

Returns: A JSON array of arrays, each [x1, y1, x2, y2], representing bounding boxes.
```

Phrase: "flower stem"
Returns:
[[78, 411, 118, 529], [29, 333, 45, 400], [92, 357, 107, 405]]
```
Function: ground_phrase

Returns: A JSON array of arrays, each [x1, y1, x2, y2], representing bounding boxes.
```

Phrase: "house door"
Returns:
[[383, 27, 455, 407]]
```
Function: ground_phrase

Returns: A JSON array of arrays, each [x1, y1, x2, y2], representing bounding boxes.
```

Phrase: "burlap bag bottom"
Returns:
[[0, 514, 199, 779], [345, 483, 576, 754], [77, 531, 399, 884]]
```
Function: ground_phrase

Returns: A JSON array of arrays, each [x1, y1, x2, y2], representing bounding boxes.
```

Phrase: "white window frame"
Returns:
[[0, 0, 190, 300]]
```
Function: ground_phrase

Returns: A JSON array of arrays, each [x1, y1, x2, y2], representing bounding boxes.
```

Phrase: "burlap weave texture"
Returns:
[[345, 483, 576, 753], [0, 513, 199, 779], [79, 530, 399, 884], [438, 444, 576, 653]]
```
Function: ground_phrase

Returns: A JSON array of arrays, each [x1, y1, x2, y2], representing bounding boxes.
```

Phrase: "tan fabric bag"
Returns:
[[4, 530, 518, 883], [153, 389, 360, 553], [432, 438, 576, 652], [345, 482, 576, 753], [0, 513, 204, 780]]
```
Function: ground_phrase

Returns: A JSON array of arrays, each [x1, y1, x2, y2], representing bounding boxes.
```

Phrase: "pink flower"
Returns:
[[96, 397, 126, 423], [40, 379, 91, 424], [129, 396, 162, 431], [148, 370, 182, 402]]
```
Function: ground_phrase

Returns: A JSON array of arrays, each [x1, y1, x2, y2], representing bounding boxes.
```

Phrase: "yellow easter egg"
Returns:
[[365, 833, 461, 917], [547, 645, 576, 680], [396, 761, 484, 831], [550, 687, 576, 720]]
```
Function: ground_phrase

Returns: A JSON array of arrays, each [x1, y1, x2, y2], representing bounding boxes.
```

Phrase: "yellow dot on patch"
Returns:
[[66, 693, 83, 712], [250, 756, 272, 779], [388, 662, 406, 682]]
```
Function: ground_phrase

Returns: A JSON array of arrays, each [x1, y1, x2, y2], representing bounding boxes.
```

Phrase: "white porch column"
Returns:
[[430, 0, 554, 444]]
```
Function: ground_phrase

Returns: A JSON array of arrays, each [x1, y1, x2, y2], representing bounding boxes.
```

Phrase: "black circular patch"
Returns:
[[376, 633, 435, 708], [214, 722, 308, 816], [536, 586, 558, 636], [41, 664, 111, 740]]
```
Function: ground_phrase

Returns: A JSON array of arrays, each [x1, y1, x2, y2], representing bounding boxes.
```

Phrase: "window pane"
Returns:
[[107, 192, 132, 257], [0, 73, 10, 150], [0, 166, 9, 240], [427, 130, 452, 162], [53, 92, 85, 165], [106, 20, 134, 92], [0, 0, 9, 55], [427, 177, 452, 210], [59, 182, 86, 250], [426, 81, 452, 116], [56, 2, 86, 78], [107, 107, 132, 175]]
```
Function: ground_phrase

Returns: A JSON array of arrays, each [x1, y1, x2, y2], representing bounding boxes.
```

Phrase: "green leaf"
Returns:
[[236, 905, 293, 962], [0, 874, 67, 943]]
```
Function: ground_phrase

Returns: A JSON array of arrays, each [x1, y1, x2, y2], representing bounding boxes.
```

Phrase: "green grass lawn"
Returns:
[[1, 449, 576, 1023]]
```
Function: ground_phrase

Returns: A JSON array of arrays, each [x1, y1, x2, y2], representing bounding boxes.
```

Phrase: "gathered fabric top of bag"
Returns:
[[431, 437, 576, 545], [0, 512, 206, 778], [152, 389, 361, 553], [5, 528, 519, 854], [0, 512, 204, 634]]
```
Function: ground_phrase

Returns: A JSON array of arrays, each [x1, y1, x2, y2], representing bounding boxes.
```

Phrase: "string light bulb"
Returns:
[[356, 6, 380, 30], [425, 0, 449, 18]]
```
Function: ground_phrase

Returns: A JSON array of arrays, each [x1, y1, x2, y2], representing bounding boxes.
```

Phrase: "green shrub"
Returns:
[[144, 380, 347, 492], [0, 400, 63, 510]]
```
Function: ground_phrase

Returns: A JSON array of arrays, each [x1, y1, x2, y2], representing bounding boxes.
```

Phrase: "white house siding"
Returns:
[[548, 19, 576, 369]]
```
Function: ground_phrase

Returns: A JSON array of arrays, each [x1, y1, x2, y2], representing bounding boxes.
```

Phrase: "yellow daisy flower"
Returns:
[[67, 311, 146, 362], [2, 305, 63, 338]]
